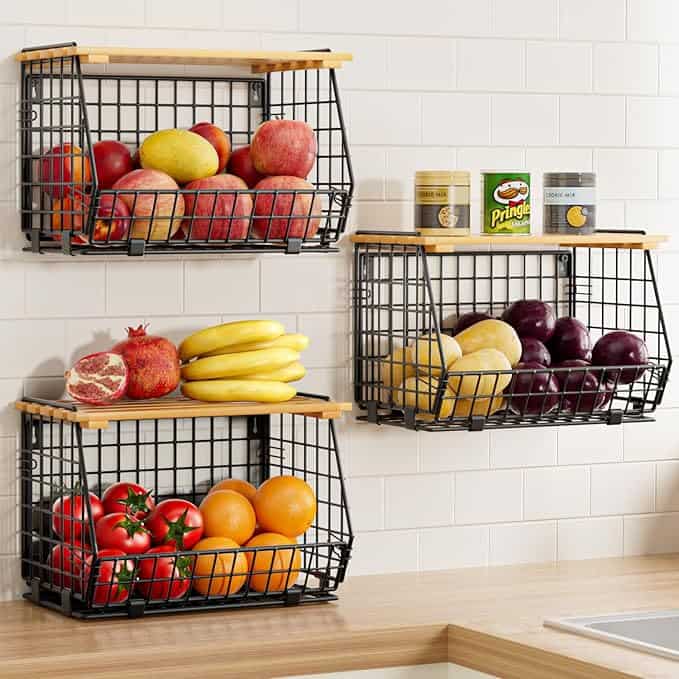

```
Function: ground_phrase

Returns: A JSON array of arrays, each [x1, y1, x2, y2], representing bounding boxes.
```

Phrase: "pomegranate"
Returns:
[[65, 352, 128, 405], [112, 325, 180, 399]]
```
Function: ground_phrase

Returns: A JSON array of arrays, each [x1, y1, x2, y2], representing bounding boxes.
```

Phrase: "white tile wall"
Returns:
[[1, 0, 679, 597]]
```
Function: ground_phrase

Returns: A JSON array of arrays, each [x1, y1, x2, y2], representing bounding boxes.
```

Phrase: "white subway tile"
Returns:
[[560, 96, 625, 147], [139, 315, 226, 352], [624, 512, 679, 555], [557, 424, 623, 465], [0, 555, 20, 601], [524, 148, 592, 173], [658, 256, 679, 305], [0, 143, 17, 204], [347, 91, 420, 146], [0, 262, 23, 319], [657, 461, 679, 512], [594, 44, 658, 96], [300, 0, 492, 37], [261, 255, 347, 313], [146, 0, 222, 29], [490, 521, 556, 565], [596, 200, 626, 229], [385, 147, 457, 201], [347, 477, 384, 532], [557, 517, 623, 560], [0, 380, 22, 437], [455, 469, 522, 524], [106, 261, 183, 316], [489, 428, 557, 468], [387, 38, 455, 91], [594, 149, 658, 200], [524, 466, 589, 520], [660, 46, 679, 96], [0, 85, 18, 143], [623, 410, 679, 462], [492, 0, 557, 38], [628, 98, 679, 148], [0, 496, 18, 555], [629, 0, 679, 43], [659, 150, 679, 198], [625, 199, 679, 234], [352, 147, 387, 201], [67, 0, 145, 26], [0, 26, 25, 84], [419, 525, 488, 570], [385, 474, 453, 529], [184, 260, 259, 315], [526, 42, 591, 93], [353, 201, 413, 230], [346, 421, 418, 477], [297, 366, 348, 400], [419, 430, 490, 473], [0, 320, 65, 378], [591, 463, 655, 515], [4, 3, 66, 23], [297, 312, 349, 368], [458, 40, 524, 91], [422, 94, 490, 146], [0, 438, 17, 498], [349, 530, 418, 576], [559, 0, 626, 41], [25, 262, 105, 318], [491, 95, 558, 146]]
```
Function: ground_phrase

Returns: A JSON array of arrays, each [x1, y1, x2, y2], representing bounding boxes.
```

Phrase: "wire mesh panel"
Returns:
[[20, 44, 353, 255], [353, 238, 671, 432], [20, 405, 352, 619]]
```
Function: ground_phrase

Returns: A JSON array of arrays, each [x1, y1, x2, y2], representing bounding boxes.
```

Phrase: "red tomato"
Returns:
[[101, 481, 155, 520], [145, 499, 204, 550], [95, 513, 151, 554], [83, 549, 135, 605], [52, 492, 104, 542], [136, 545, 193, 601], [47, 540, 91, 591]]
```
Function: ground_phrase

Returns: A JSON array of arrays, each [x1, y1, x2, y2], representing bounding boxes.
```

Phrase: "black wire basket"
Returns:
[[353, 231, 672, 432], [19, 43, 354, 255], [19, 395, 353, 619]]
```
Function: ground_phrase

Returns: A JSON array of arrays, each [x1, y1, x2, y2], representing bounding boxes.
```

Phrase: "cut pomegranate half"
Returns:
[[65, 351, 128, 405]]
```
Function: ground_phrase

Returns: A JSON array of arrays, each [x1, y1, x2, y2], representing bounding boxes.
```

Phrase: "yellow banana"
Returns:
[[182, 380, 296, 403], [202, 333, 310, 357], [239, 362, 306, 383], [181, 347, 299, 381], [179, 320, 285, 362]]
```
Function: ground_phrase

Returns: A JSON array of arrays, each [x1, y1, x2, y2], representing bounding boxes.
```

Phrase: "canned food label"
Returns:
[[544, 186, 596, 205], [482, 174, 531, 234], [415, 185, 470, 230]]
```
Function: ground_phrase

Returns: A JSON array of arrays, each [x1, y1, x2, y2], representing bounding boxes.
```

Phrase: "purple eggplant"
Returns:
[[552, 360, 607, 413], [549, 317, 592, 363], [501, 300, 556, 343], [453, 311, 493, 335], [505, 361, 560, 415], [592, 331, 649, 384], [520, 337, 551, 366]]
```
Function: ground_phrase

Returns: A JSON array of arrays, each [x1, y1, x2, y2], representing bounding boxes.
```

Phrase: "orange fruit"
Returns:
[[192, 537, 247, 596], [208, 478, 257, 503], [253, 475, 316, 538], [199, 489, 256, 544], [245, 532, 301, 592]]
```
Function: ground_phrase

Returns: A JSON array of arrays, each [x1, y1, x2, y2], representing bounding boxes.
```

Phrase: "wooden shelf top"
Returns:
[[15, 395, 351, 429], [16, 46, 352, 73], [351, 231, 669, 252]]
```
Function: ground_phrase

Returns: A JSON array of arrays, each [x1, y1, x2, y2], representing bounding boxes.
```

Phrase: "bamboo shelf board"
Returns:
[[350, 232, 669, 253], [16, 46, 353, 73], [15, 396, 351, 429]]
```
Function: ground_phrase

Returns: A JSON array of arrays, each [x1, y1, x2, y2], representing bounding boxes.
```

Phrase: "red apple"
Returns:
[[227, 145, 265, 188], [91, 193, 131, 241], [92, 140, 134, 190], [41, 144, 92, 198], [112, 169, 184, 241], [189, 122, 231, 174], [252, 176, 322, 240], [250, 120, 317, 179], [183, 174, 252, 240], [131, 148, 141, 169], [51, 192, 131, 243]]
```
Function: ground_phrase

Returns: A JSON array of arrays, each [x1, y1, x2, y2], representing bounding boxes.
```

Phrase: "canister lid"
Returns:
[[415, 170, 470, 185], [543, 172, 596, 186]]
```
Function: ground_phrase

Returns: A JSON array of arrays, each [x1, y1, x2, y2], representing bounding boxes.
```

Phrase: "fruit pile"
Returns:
[[179, 319, 308, 403], [384, 300, 649, 419], [43, 118, 321, 243], [48, 474, 316, 603]]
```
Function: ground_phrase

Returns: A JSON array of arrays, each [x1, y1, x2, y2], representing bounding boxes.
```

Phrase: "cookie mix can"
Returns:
[[481, 172, 531, 235], [414, 170, 470, 236], [543, 172, 596, 234]]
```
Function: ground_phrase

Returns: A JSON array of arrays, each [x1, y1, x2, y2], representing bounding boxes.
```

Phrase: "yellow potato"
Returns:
[[447, 348, 512, 398], [410, 334, 462, 376], [454, 319, 521, 367], [380, 346, 417, 396], [393, 375, 452, 418]]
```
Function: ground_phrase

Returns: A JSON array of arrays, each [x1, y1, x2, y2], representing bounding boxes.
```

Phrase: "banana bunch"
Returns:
[[179, 320, 309, 403]]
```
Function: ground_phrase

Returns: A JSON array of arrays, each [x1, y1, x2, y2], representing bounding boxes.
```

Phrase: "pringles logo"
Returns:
[[491, 178, 530, 229]]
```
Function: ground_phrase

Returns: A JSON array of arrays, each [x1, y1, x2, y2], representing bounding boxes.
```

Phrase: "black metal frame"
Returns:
[[20, 395, 353, 619], [353, 230, 672, 432], [20, 42, 354, 255]]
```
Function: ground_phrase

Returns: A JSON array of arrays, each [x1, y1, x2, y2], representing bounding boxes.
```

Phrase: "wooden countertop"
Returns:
[[4, 555, 679, 678]]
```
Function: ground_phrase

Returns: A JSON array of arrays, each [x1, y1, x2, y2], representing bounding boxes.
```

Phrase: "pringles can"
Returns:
[[414, 170, 470, 236], [481, 172, 531, 235]]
